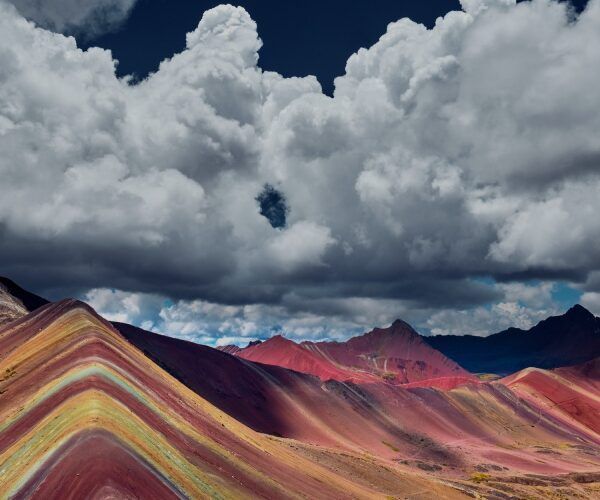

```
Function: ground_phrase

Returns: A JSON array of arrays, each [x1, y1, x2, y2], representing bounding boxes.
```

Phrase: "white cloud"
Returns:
[[490, 183, 600, 271], [154, 295, 363, 344], [266, 221, 336, 273], [82, 287, 420, 345], [84, 288, 164, 325], [2, 0, 600, 338]]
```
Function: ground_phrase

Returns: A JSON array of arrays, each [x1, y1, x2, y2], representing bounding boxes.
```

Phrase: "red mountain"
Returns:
[[503, 357, 600, 435], [237, 319, 474, 386], [112, 322, 600, 471], [5, 299, 458, 498]]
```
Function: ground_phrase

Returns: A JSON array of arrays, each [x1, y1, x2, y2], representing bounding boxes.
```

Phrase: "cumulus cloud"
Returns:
[[83, 288, 164, 328], [1, 0, 599, 342], [579, 272, 600, 315], [6, 0, 137, 37]]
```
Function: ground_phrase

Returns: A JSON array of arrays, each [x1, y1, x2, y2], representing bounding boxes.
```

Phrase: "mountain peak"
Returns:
[[387, 318, 420, 337], [565, 304, 595, 321], [261, 334, 295, 346]]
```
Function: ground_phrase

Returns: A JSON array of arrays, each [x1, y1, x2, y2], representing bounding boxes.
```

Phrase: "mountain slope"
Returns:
[[116, 322, 469, 458], [426, 305, 600, 374], [237, 320, 474, 386], [0, 300, 470, 499], [116, 323, 600, 482], [503, 358, 600, 435], [0, 276, 49, 326]]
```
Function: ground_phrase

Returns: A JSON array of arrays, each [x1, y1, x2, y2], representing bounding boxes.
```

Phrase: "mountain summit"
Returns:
[[564, 303, 596, 321]]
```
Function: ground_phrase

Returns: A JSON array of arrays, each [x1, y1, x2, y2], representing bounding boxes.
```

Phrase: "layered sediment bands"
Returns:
[[2, 300, 468, 499], [16, 430, 184, 500]]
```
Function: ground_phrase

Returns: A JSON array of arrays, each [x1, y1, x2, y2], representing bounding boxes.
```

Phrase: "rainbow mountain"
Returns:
[[0, 299, 470, 498], [0, 282, 599, 499]]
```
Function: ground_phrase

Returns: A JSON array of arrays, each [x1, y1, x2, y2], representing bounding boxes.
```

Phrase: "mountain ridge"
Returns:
[[3, 276, 598, 376], [426, 304, 600, 374]]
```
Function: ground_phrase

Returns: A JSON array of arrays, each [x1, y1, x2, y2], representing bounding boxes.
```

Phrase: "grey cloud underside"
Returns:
[[6, 0, 137, 36], [1, 0, 600, 332]]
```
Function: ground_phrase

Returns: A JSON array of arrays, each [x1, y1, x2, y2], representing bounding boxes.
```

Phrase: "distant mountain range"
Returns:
[[1, 277, 600, 497], [222, 305, 600, 380], [230, 320, 475, 388], [425, 305, 600, 374]]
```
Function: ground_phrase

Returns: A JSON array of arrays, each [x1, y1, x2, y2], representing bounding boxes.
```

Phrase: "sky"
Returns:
[[84, 0, 463, 96], [1, 0, 599, 347]]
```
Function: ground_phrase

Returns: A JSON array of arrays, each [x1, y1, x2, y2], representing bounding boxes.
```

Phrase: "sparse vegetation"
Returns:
[[381, 372, 396, 382], [0, 366, 16, 382], [381, 440, 400, 452], [470, 472, 491, 483]]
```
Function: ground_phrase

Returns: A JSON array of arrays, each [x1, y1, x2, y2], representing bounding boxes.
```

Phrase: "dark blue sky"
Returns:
[[83, 1, 460, 95], [82, 0, 588, 95]]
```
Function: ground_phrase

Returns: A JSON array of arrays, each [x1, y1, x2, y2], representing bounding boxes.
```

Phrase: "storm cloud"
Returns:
[[1, 0, 599, 342]]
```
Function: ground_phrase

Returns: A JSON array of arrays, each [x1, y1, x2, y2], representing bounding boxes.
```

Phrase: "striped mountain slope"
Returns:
[[0, 300, 469, 499]]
